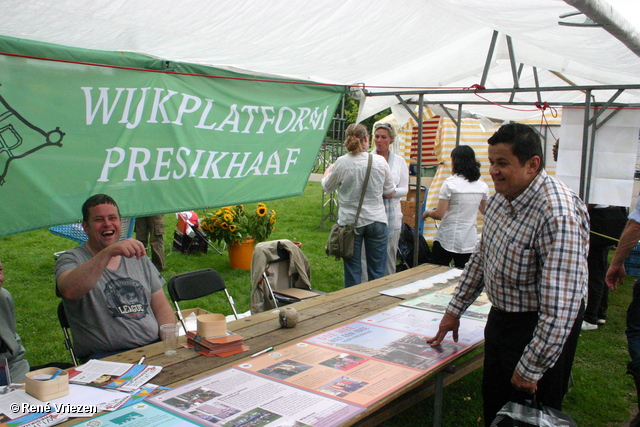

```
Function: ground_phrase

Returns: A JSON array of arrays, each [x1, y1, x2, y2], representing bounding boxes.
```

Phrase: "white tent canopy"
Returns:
[[2, 0, 640, 122]]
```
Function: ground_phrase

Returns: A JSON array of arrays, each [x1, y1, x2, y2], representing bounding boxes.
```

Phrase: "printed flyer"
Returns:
[[306, 322, 467, 372], [147, 368, 363, 427], [360, 305, 485, 346], [380, 268, 463, 298], [400, 284, 491, 321], [236, 342, 423, 407]]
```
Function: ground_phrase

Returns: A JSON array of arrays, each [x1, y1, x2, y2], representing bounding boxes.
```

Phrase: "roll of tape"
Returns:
[[279, 307, 298, 328]]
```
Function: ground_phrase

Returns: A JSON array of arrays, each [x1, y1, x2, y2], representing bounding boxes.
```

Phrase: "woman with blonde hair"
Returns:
[[322, 123, 396, 287], [371, 122, 409, 275]]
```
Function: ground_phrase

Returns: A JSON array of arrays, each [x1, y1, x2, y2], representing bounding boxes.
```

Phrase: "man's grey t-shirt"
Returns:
[[55, 244, 165, 359]]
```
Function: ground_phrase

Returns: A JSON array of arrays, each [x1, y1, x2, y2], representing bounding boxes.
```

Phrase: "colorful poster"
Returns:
[[400, 285, 492, 321], [360, 305, 485, 346], [380, 268, 463, 298], [236, 342, 423, 407], [306, 322, 467, 371], [147, 368, 363, 427]]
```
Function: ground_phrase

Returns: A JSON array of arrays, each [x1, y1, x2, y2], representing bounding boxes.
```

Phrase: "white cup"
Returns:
[[160, 323, 179, 356]]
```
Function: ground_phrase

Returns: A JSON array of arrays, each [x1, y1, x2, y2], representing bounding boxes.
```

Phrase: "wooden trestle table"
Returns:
[[63, 263, 484, 427]]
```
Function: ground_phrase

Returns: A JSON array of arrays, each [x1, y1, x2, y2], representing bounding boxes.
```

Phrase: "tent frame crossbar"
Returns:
[[368, 83, 640, 268]]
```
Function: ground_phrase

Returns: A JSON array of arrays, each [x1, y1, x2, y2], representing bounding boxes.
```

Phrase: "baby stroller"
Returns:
[[396, 222, 431, 272]]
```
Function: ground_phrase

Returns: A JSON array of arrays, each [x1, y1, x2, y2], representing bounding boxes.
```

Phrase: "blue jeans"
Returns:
[[343, 221, 388, 287], [627, 278, 640, 371]]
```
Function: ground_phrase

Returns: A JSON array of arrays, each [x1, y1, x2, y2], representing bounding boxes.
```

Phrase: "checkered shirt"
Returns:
[[448, 170, 589, 382]]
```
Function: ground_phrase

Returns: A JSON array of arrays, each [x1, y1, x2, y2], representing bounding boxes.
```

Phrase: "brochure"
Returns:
[[147, 368, 364, 427], [67, 360, 162, 392], [400, 284, 492, 321]]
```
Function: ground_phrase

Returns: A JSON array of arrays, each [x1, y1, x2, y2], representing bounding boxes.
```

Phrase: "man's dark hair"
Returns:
[[487, 123, 545, 169], [82, 194, 120, 222], [451, 145, 481, 182]]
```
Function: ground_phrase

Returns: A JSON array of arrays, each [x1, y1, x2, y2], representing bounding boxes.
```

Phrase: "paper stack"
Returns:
[[186, 331, 249, 357]]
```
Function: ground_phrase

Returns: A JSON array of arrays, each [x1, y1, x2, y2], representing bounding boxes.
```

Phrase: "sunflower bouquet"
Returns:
[[200, 203, 276, 246]]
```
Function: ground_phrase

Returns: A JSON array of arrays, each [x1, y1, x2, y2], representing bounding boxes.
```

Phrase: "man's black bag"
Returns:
[[396, 222, 430, 272], [490, 396, 577, 427]]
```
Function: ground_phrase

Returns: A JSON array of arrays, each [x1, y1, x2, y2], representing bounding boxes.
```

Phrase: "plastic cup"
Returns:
[[160, 323, 179, 356]]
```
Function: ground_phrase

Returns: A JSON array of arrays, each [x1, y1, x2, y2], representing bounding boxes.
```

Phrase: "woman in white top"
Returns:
[[422, 145, 489, 268], [322, 123, 396, 287], [371, 123, 409, 276]]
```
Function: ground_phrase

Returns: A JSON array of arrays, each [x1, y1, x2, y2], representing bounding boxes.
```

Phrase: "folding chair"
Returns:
[[57, 302, 78, 366], [167, 268, 238, 333]]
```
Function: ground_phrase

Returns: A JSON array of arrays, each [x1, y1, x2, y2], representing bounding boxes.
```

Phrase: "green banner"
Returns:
[[0, 36, 345, 237]]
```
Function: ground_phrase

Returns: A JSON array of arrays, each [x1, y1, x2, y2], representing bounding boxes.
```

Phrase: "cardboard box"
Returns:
[[173, 230, 208, 254]]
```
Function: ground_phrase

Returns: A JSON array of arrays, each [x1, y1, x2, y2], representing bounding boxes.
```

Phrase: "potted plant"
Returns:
[[200, 203, 276, 270]]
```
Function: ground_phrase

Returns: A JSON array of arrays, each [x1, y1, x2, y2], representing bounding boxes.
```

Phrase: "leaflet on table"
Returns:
[[400, 284, 491, 321], [235, 341, 424, 407], [147, 368, 364, 427], [0, 384, 123, 422], [306, 321, 468, 372], [0, 411, 68, 427], [75, 403, 193, 427], [100, 384, 170, 412], [67, 360, 162, 392], [360, 305, 486, 346], [380, 268, 463, 298]]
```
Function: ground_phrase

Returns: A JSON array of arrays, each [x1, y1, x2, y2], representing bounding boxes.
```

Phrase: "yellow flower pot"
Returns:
[[228, 237, 256, 270]]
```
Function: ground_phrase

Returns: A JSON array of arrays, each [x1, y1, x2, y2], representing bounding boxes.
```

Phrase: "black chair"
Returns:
[[57, 302, 78, 366], [167, 268, 238, 333]]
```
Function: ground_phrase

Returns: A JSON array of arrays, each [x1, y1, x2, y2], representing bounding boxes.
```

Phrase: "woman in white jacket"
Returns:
[[371, 123, 409, 276]]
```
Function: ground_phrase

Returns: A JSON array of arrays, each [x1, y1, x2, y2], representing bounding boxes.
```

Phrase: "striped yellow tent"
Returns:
[[384, 109, 561, 244]]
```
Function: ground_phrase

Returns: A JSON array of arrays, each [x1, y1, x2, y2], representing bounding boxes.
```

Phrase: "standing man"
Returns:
[[428, 123, 589, 425], [135, 215, 166, 271], [605, 198, 640, 427], [55, 194, 175, 361]]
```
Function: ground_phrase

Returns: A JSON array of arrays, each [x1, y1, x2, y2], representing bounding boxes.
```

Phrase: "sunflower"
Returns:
[[256, 206, 267, 217]]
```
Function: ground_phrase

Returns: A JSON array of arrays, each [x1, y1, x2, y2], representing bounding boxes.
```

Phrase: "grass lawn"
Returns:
[[0, 180, 637, 425]]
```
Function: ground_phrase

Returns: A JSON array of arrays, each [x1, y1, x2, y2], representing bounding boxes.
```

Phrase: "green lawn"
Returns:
[[0, 180, 637, 426]]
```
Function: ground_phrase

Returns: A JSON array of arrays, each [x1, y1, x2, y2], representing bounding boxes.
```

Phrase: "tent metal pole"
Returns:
[[564, 0, 640, 58], [533, 67, 542, 105], [455, 105, 462, 147], [413, 95, 425, 268], [438, 104, 459, 128], [480, 30, 499, 87], [367, 83, 640, 97], [396, 95, 420, 124], [579, 90, 592, 201]]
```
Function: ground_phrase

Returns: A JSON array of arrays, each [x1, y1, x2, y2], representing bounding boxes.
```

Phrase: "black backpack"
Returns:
[[396, 222, 431, 272]]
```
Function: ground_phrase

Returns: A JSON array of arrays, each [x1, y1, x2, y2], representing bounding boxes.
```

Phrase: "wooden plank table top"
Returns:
[[62, 264, 483, 427]]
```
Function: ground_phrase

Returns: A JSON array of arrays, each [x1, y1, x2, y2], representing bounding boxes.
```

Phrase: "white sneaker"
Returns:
[[581, 321, 598, 331], [597, 319, 606, 325]]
